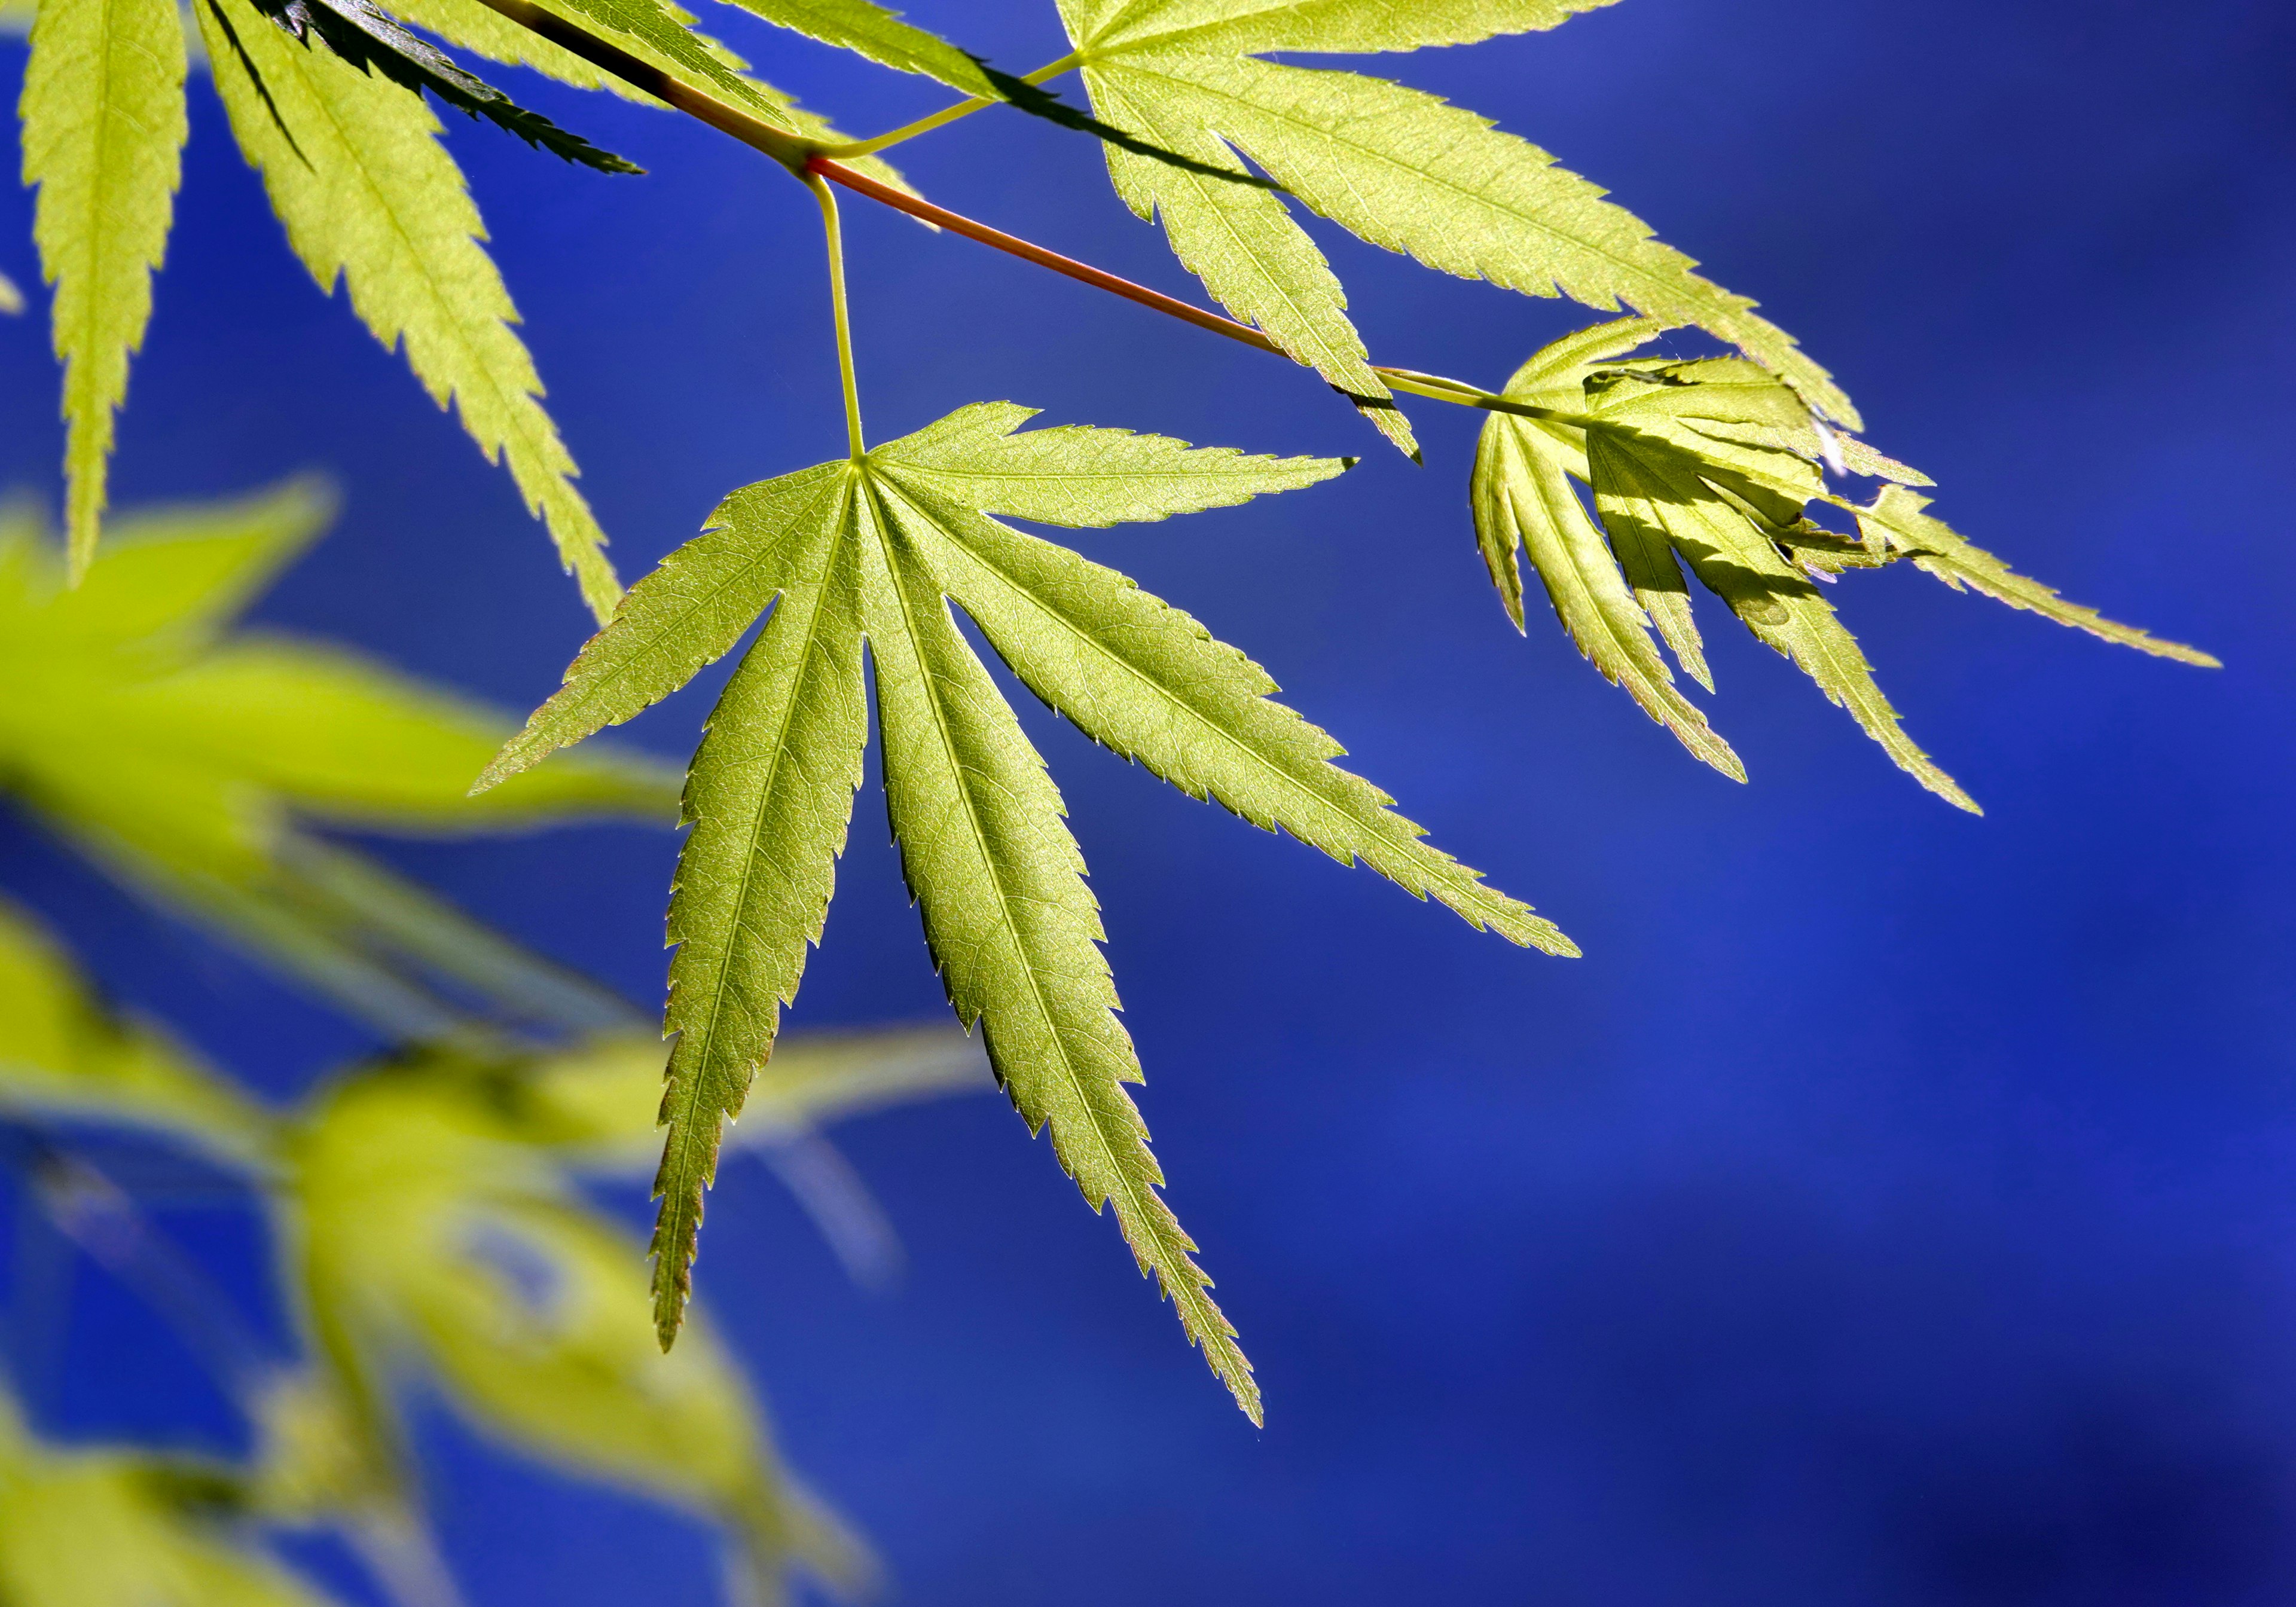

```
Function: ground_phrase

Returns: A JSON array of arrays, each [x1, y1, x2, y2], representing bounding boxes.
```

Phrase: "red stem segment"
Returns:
[[810, 157, 1281, 359]]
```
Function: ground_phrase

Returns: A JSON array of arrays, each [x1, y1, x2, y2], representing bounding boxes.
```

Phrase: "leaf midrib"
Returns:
[[665, 476, 856, 1138], [863, 474, 1180, 1296]]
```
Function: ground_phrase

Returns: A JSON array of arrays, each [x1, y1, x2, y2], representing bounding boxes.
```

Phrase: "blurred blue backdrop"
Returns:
[[2, 0, 2292, 1601]]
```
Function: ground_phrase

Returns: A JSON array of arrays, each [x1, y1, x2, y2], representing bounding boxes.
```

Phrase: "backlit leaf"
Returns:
[[720, 0, 996, 97], [0, 487, 676, 1032], [488, 404, 1568, 1415], [197, 0, 622, 618], [1857, 485, 2219, 668], [0, 1403, 332, 1607], [1472, 322, 2212, 804], [21, 0, 190, 579], [1060, 0, 1858, 435]]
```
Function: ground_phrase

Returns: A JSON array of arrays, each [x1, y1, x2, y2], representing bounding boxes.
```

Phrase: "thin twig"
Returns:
[[816, 55, 1080, 160], [461, 0, 1557, 425], [808, 157, 1282, 359]]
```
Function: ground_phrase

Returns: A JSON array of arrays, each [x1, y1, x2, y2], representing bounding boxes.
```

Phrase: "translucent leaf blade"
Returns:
[[1077, 0, 1620, 56], [1078, 60, 1417, 456], [652, 476, 870, 1343], [1589, 429, 1977, 811], [198, 0, 622, 619], [21, 0, 190, 581], [480, 462, 851, 787], [1858, 486, 2219, 668], [1472, 412, 1742, 778], [872, 399, 1352, 526], [877, 475, 1576, 954], [861, 481, 1259, 1421], [718, 0, 998, 97], [1137, 52, 1857, 427]]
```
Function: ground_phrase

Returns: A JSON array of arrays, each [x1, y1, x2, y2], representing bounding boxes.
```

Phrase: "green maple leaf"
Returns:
[[20, 0, 191, 583], [1470, 320, 2216, 804], [483, 403, 1573, 1420], [718, 0, 997, 97], [535, 0, 994, 114], [1055, 0, 1857, 456], [22, 0, 640, 610], [1855, 485, 2222, 667], [0, 482, 677, 1032], [196, 0, 625, 619]]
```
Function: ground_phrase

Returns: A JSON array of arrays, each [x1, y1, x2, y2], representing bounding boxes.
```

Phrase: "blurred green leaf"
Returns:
[[0, 484, 677, 1032], [0, 1393, 335, 1607], [507, 1022, 990, 1163], [289, 1068, 870, 1599], [0, 896, 276, 1163]]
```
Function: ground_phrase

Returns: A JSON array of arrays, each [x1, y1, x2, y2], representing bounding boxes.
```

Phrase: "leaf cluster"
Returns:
[[0, 491, 998, 1602], [8, 0, 2221, 1434], [1470, 319, 2216, 804], [0, 890, 991, 1605]]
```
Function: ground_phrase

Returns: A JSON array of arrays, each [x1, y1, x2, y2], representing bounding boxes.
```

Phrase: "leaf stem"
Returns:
[[817, 55, 1081, 159], [808, 171, 865, 458], [1370, 367, 1597, 428]]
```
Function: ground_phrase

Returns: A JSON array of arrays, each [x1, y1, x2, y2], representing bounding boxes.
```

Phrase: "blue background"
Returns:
[[2, 0, 2293, 1601]]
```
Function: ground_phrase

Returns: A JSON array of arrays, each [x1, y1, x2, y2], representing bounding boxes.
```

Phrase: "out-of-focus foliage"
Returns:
[[0, 1391, 335, 1607], [0, 482, 676, 1035], [0, 897, 275, 1164], [0, 885, 989, 1603], [0, 489, 994, 1605]]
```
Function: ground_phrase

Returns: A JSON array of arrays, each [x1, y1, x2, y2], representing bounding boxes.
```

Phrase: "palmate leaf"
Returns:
[[1856, 485, 2221, 667], [484, 403, 1569, 1419], [0, 484, 677, 1032], [1470, 321, 2215, 804], [20, 0, 191, 583], [1057, 0, 1858, 451], [1471, 316, 1743, 777], [196, 0, 624, 619]]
